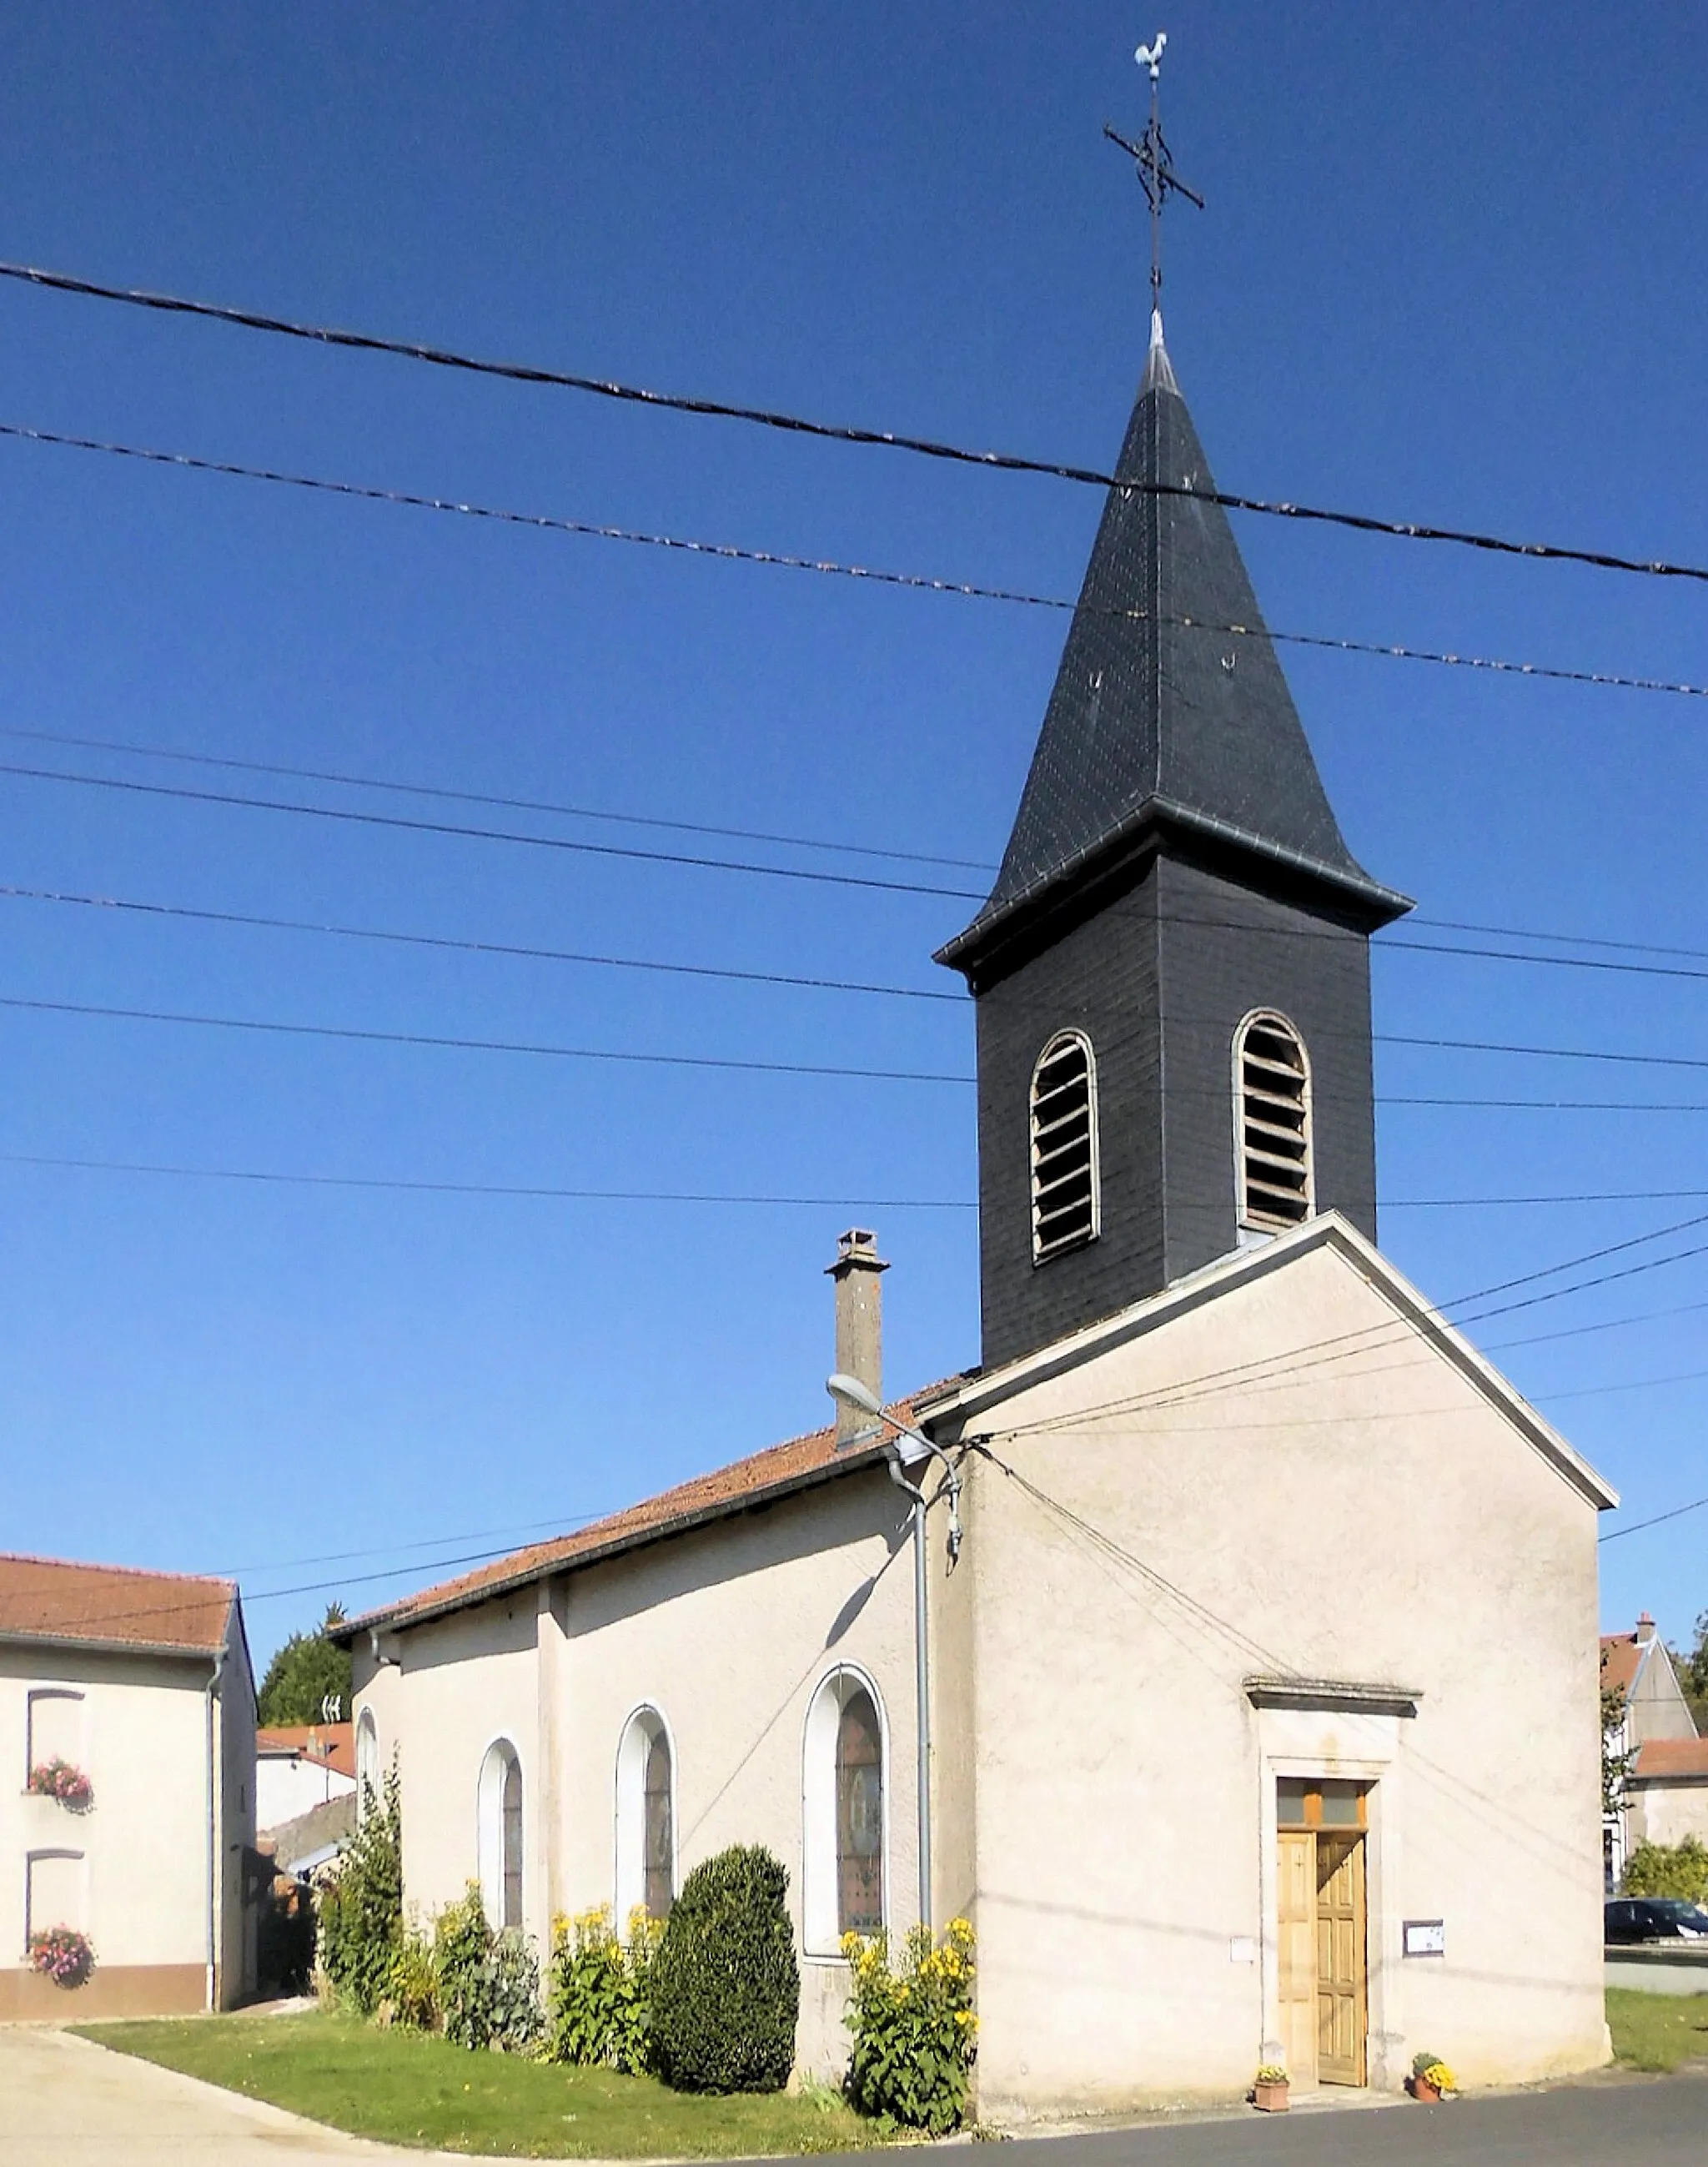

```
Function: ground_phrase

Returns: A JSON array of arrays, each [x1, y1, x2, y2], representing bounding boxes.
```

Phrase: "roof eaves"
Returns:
[[937, 795, 1413, 977], [342, 1435, 896, 1643]]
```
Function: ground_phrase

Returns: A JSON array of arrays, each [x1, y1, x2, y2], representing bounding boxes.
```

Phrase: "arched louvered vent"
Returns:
[[1031, 1031, 1099, 1260], [1236, 1012, 1313, 1229]]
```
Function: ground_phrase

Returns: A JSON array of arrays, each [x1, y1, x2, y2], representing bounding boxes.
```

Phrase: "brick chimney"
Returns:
[[1636, 1611, 1656, 1643], [827, 1229, 889, 1444]]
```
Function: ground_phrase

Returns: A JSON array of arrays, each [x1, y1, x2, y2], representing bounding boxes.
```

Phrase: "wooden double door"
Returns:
[[1277, 1828, 1368, 2085]]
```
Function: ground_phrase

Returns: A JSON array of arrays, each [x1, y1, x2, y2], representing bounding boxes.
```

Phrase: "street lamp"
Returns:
[[825, 1373, 963, 1933]]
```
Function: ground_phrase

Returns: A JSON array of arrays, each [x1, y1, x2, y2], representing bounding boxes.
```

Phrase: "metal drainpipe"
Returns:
[[205, 1645, 227, 2010], [887, 1457, 933, 1934]]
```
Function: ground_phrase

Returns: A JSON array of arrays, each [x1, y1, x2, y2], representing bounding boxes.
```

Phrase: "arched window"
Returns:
[[1234, 1011, 1314, 1229], [803, 1668, 888, 1953], [477, 1739, 524, 1929], [354, 1708, 379, 1817], [615, 1708, 675, 1921], [1031, 1031, 1099, 1261]]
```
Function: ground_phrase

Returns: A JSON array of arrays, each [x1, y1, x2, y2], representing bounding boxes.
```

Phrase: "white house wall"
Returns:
[[932, 1235, 1607, 2113], [354, 1464, 922, 2076], [1, 1643, 254, 2017]]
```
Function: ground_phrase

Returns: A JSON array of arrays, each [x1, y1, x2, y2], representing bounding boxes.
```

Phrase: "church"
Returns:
[[341, 308, 1615, 2112]]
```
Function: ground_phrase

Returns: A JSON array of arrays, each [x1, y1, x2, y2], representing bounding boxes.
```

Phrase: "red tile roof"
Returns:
[[349, 1381, 959, 1638], [1600, 1632, 1645, 1700], [1634, 1737, 1708, 1781], [0, 1551, 235, 1655], [257, 1722, 355, 1777]]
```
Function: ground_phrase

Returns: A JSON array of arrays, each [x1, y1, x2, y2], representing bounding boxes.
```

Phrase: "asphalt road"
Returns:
[[983, 2077, 1707, 2167]]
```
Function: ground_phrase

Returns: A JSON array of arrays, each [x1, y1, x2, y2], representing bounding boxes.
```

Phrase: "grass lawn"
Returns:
[[1605, 1989, 1708, 2074], [76, 2009, 883, 2159]]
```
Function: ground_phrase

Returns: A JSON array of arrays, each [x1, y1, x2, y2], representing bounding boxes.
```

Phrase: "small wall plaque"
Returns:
[[1404, 1918, 1445, 1958]]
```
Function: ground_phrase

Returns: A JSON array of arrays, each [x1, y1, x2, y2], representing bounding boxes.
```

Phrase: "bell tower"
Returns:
[[937, 44, 1408, 1367]]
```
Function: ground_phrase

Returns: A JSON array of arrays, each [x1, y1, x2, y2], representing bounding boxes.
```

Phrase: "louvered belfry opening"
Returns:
[[1031, 1031, 1098, 1259], [1238, 1013, 1313, 1228]]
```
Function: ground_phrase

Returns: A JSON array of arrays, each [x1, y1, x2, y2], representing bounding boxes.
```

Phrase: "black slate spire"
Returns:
[[941, 319, 1409, 1371], [938, 324, 1409, 983]]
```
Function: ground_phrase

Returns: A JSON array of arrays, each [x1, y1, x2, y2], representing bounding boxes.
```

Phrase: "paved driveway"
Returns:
[[0, 2026, 455, 2166]]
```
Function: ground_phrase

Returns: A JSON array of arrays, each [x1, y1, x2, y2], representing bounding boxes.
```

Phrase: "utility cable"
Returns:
[[4, 258, 1706, 586], [0, 882, 964, 1006], [0, 1150, 974, 1210], [0, 758, 987, 903], [3, 418, 1704, 702], [24, 881, 1708, 1068], [0, 992, 972, 1086], [13, 1148, 1708, 1219], [0, 721, 992, 876]]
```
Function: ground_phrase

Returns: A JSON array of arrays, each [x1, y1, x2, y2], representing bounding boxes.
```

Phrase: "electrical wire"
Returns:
[[0, 993, 973, 1086], [4, 418, 1705, 702], [0, 1150, 975, 1210], [1600, 1494, 1708, 1544], [23, 882, 1708, 1073], [5, 257, 1707, 586], [0, 758, 987, 902], [0, 722, 995, 876], [0, 882, 964, 1007]]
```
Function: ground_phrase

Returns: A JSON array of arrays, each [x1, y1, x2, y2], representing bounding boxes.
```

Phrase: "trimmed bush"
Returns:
[[650, 1846, 799, 2094], [316, 1764, 403, 2015], [1623, 1836, 1708, 1903], [546, 1904, 662, 2073], [843, 1918, 977, 2133]]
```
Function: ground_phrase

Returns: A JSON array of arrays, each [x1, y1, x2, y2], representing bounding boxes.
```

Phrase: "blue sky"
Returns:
[[1, 2, 1704, 1665]]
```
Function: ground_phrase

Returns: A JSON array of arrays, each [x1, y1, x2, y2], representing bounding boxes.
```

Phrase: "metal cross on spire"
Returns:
[[1103, 29, 1203, 342]]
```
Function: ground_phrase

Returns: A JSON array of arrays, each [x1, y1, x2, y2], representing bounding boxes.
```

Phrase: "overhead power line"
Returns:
[[24, 986, 1708, 1112], [5, 419, 1705, 702], [11, 1149, 1708, 1219], [5, 258, 1706, 586], [0, 1150, 975, 1210], [24, 879, 1708, 1065], [1600, 1492, 1708, 1544], [0, 882, 963, 1006], [0, 722, 992, 876], [0, 759, 987, 902], [0, 992, 972, 1085]]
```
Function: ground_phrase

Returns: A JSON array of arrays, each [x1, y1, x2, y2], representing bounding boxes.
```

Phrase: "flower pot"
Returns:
[[1253, 2082, 1289, 2113], [1410, 2077, 1441, 2104]]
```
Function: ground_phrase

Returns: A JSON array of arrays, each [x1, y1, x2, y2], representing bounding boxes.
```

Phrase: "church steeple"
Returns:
[[940, 327, 1408, 990], [937, 153, 1409, 1369]]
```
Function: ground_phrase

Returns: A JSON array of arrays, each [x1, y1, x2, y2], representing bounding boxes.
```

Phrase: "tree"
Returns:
[[1600, 1681, 1635, 1818], [257, 1602, 353, 1727], [1685, 1609, 1708, 1728]]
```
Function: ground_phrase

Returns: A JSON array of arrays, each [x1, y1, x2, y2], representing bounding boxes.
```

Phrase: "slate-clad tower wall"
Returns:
[[940, 327, 1407, 1372]]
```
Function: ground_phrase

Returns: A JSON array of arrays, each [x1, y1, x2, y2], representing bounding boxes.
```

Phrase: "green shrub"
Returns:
[[843, 1918, 977, 2134], [1623, 1836, 1708, 1903], [315, 1764, 403, 2015], [650, 1846, 800, 2094], [434, 1883, 542, 2053], [382, 1926, 440, 2030], [545, 1904, 662, 2073]]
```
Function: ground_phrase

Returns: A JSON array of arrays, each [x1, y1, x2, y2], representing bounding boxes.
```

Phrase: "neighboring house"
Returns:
[[340, 313, 1615, 2111], [264, 1792, 355, 1880], [256, 1722, 355, 1832], [1604, 1616, 1708, 1873], [0, 1552, 257, 2017]]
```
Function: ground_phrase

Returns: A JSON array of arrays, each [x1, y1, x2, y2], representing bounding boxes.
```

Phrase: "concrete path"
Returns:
[[0, 2025, 463, 2165]]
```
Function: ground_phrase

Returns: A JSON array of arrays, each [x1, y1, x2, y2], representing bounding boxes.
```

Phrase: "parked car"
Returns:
[[1605, 1896, 1708, 1943]]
